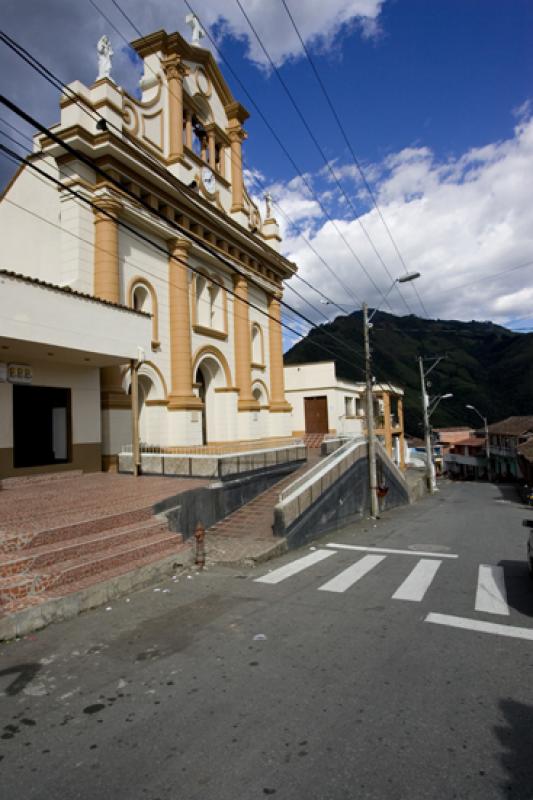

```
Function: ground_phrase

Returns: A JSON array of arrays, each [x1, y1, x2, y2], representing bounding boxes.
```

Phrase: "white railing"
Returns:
[[278, 436, 364, 503]]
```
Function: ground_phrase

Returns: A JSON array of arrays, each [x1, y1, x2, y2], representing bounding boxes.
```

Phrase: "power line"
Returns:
[[182, 0, 390, 311], [234, 0, 416, 316], [278, 0, 429, 319], [0, 24, 359, 320], [0, 134, 368, 380]]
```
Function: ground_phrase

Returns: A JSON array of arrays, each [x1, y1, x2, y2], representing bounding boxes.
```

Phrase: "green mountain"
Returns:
[[283, 311, 533, 434]]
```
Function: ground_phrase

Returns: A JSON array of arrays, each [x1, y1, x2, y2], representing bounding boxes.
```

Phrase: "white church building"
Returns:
[[0, 25, 296, 478]]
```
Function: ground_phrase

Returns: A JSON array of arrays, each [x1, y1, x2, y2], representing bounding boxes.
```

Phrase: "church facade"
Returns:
[[0, 28, 295, 475]]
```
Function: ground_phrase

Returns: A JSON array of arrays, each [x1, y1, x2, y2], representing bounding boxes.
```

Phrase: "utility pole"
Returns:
[[418, 355, 452, 494], [364, 303, 379, 517], [130, 358, 140, 477], [419, 356, 436, 494]]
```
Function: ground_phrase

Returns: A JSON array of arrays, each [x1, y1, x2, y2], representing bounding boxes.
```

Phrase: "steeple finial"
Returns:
[[185, 13, 206, 46]]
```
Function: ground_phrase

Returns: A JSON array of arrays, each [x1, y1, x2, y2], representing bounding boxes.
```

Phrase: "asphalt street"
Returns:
[[1, 480, 533, 799]]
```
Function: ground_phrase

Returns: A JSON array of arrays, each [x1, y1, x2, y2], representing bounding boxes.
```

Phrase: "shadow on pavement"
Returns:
[[498, 559, 533, 618], [496, 698, 533, 798], [495, 483, 524, 505]]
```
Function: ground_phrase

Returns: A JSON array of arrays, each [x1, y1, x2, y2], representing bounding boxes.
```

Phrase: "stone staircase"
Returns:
[[0, 472, 208, 619], [301, 433, 327, 449], [0, 509, 185, 614]]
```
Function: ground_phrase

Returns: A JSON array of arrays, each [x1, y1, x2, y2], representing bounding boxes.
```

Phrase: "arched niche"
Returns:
[[126, 276, 160, 349]]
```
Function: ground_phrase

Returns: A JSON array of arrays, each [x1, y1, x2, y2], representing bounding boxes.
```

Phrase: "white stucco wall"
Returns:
[[0, 158, 61, 282]]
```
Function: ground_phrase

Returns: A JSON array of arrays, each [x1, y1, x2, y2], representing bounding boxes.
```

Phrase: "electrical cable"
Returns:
[[234, 0, 416, 316], [0, 139, 369, 380], [182, 0, 390, 310], [278, 0, 429, 318], [0, 23, 358, 317]]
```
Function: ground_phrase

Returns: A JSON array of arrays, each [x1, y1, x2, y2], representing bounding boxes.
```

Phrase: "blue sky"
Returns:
[[1, 1, 532, 336]]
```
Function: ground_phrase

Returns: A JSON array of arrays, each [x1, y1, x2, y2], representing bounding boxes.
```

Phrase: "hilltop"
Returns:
[[283, 311, 533, 434]]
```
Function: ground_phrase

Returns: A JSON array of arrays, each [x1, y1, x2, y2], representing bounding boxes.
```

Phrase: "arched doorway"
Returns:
[[195, 356, 225, 444]]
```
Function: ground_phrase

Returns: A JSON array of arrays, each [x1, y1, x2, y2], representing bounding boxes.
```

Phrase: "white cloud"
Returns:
[[283, 115, 533, 325]]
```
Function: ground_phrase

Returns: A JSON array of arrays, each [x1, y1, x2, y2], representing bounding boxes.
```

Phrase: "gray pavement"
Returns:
[[1, 480, 533, 799]]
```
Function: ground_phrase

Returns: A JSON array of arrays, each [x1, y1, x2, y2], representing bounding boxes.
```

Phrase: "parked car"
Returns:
[[524, 520, 533, 578]]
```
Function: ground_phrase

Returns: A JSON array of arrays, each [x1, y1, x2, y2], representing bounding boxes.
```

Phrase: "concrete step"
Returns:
[[0, 519, 172, 577], [0, 506, 156, 553], [36, 533, 183, 593], [0, 530, 183, 603]]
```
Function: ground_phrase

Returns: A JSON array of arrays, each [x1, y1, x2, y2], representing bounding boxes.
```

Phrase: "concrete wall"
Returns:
[[274, 449, 410, 549]]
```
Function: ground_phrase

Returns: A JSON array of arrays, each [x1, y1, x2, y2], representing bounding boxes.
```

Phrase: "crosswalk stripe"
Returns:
[[254, 549, 335, 584], [425, 613, 533, 641], [392, 558, 442, 602], [475, 565, 509, 615], [327, 543, 458, 559], [317, 554, 386, 593]]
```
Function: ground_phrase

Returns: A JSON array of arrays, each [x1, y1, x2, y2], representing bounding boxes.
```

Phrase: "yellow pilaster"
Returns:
[[167, 238, 202, 410], [268, 294, 291, 413], [93, 196, 129, 410], [383, 392, 393, 457], [233, 275, 258, 411], [93, 197, 122, 303], [207, 127, 216, 169], [162, 55, 188, 163], [185, 109, 193, 150]]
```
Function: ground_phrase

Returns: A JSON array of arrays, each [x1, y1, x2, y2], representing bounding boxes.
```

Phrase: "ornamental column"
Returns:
[[206, 125, 216, 169], [167, 238, 202, 409], [93, 196, 122, 303], [267, 294, 291, 412], [162, 54, 188, 164], [233, 275, 257, 411], [228, 126, 245, 211], [226, 102, 249, 213]]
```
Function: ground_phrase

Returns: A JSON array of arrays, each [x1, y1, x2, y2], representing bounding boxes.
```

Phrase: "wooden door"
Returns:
[[304, 396, 329, 434]]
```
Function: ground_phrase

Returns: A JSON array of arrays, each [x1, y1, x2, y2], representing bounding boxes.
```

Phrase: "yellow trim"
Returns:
[[192, 344, 233, 388], [126, 275, 160, 348]]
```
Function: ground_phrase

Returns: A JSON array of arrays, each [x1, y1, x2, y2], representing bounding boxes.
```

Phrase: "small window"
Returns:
[[345, 396, 354, 417]]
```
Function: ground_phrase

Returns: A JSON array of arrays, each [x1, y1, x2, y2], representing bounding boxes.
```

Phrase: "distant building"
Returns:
[[487, 416, 533, 480], [444, 436, 487, 480], [283, 361, 405, 466]]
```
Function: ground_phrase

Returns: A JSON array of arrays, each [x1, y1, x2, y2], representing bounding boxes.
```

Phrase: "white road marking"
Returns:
[[475, 565, 509, 615], [327, 543, 458, 559], [392, 558, 442, 602], [425, 613, 533, 641], [255, 549, 335, 584], [317, 554, 386, 593]]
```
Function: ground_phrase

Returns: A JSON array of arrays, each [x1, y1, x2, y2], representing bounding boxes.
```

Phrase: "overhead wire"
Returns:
[[98, 0, 365, 311], [0, 22, 356, 318], [278, 0, 430, 318], [182, 0, 389, 311], [233, 0, 416, 316], [0, 133, 368, 380]]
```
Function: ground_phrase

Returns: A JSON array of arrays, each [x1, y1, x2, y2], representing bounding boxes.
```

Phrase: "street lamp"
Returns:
[[466, 404, 491, 481], [364, 272, 421, 517]]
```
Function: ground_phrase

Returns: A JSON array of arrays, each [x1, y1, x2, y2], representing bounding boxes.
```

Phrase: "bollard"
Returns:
[[194, 522, 206, 569]]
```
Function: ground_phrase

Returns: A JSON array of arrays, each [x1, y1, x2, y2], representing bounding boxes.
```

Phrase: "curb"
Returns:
[[0, 547, 194, 642], [206, 536, 288, 568]]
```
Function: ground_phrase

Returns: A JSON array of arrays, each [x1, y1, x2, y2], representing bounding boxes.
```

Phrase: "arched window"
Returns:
[[132, 284, 149, 313], [195, 273, 223, 331], [128, 278, 160, 349], [251, 323, 264, 366]]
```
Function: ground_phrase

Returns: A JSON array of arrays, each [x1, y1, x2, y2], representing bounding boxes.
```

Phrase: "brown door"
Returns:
[[304, 396, 329, 434]]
